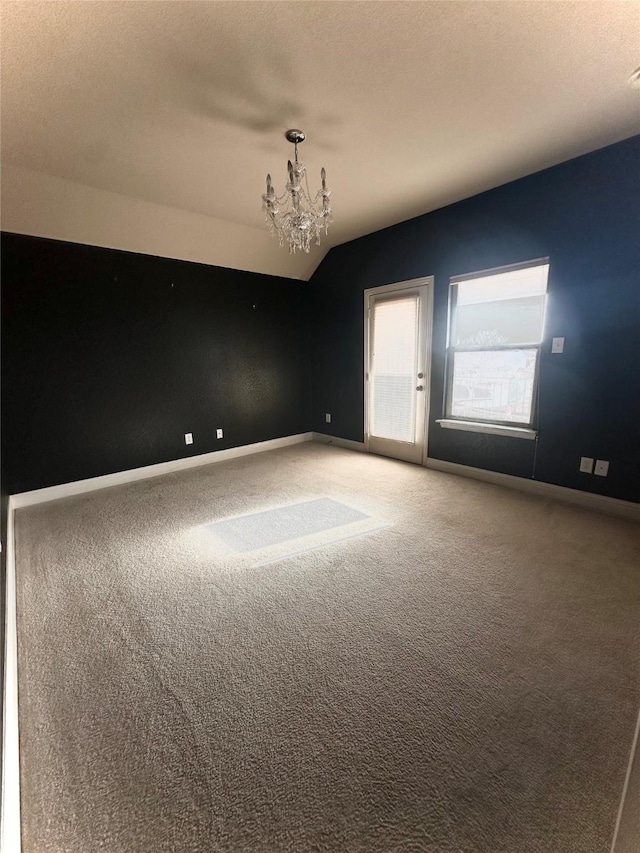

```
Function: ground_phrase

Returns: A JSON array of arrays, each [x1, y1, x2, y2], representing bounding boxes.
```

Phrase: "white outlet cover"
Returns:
[[216, 428, 223, 439], [579, 456, 594, 473], [594, 459, 609, 477], [552, 337, 565, 353], [325, 413, 331, 423], [185, 433, 193, 445]]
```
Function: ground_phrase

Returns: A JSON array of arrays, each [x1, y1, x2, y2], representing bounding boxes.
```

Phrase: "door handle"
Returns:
[[416, 385, 424, 391]]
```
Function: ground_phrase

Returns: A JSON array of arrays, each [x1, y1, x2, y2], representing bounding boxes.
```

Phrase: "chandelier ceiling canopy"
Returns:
[[261, 130, 332, 255]]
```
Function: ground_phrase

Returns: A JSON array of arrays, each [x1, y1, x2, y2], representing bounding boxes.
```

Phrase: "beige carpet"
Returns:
[[15, 442, 639, 852]]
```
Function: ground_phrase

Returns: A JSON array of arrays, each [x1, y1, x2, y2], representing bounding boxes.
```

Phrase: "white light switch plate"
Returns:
[[552, 337, 565, 353], [594, 459, 609, 477], [216, 428, 223, 439], [184, 433, 193, 445], [325, 413, 331, 423], [579, 457, 594, 474]]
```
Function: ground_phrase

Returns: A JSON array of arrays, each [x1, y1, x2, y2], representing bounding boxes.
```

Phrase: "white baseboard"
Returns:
[[3, 430, 315, 851], [311, 438, 638, 522], [11, 432, 314, 509], [2, 434, 636, 853], [2, 496, 21, 853], [611, 705, 640, 852], [426, 457, 640, 522], [312, 433, 366, 452]]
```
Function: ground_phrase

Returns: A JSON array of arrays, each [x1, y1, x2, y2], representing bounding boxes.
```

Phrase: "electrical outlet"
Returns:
[[325, 413, 331, 423], [551, 337, 565, 353], [184, 433, 193, 445], [216, 428, 223, 439], [594, 459, 609, 477], [579, 457, 594, 474]]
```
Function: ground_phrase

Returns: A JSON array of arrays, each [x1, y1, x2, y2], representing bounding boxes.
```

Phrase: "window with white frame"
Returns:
[[445, 259, 549, 428]]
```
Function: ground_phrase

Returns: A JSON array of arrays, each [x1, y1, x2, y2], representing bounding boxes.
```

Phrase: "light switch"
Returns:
[[552, 337, 565, 353]]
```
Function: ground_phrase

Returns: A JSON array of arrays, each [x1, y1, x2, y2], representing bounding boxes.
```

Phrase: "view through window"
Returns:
[[446, 260, 549, 426]]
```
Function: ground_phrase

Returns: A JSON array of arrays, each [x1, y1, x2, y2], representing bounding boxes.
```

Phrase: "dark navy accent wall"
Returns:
[[309, 136, 640, 502], [2, 138, 638, 502], [1, 234, 310, 493]]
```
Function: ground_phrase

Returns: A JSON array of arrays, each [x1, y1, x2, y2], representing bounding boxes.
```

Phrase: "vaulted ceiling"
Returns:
[[2, 1, 639, 280]]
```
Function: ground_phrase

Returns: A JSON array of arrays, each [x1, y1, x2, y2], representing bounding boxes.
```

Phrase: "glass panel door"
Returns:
[[366, 284, 429, 464], [371, 295, 419, 442]]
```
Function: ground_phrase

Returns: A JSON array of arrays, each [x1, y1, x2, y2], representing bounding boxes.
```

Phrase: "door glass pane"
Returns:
[[450, 348, 538, 423], [371, 295, 418, 441]]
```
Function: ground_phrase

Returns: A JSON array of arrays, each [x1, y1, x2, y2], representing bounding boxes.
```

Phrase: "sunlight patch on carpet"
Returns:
[[204, 498, 370, 552], [251, 522, 393, 567]]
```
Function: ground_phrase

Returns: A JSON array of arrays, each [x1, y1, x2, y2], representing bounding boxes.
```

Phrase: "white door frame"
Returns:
[[363, 276, 434, 465]]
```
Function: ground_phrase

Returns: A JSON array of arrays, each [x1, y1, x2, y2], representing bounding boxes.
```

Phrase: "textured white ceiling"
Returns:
[[2, 1, 639, 279]]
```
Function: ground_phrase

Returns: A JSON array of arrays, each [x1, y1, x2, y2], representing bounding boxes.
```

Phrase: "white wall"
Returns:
[[1, 163, 321, 281]]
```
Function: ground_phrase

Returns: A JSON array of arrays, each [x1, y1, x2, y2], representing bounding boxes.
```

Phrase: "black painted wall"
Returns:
[[1, 235, 310, 493], [2, 137, 639, 503], [309, 136, 640, 503]]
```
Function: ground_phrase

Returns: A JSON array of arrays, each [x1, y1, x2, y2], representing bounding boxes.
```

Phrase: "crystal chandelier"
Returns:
[[261, 130, 332, 254]]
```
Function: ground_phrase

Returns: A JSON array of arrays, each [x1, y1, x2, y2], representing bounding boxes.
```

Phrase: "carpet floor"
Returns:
[[15, 442, 640, 852]]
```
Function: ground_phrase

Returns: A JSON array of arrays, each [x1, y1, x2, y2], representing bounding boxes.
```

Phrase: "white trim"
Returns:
[[364, 277, 434, 297], [436, 419, 537, 440], [449, 256, 550, 284], [611, 705, 640, 853], [444, 259, 549, 432], [422, 282, 434, 462], [312, 433, 366, 452], [426, 457, 640, 522], [2, 496, 21, 853], [11, 433, 314, 509]]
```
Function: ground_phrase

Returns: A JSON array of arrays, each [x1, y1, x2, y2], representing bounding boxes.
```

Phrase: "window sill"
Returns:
[[436, 419, 537, 440]]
